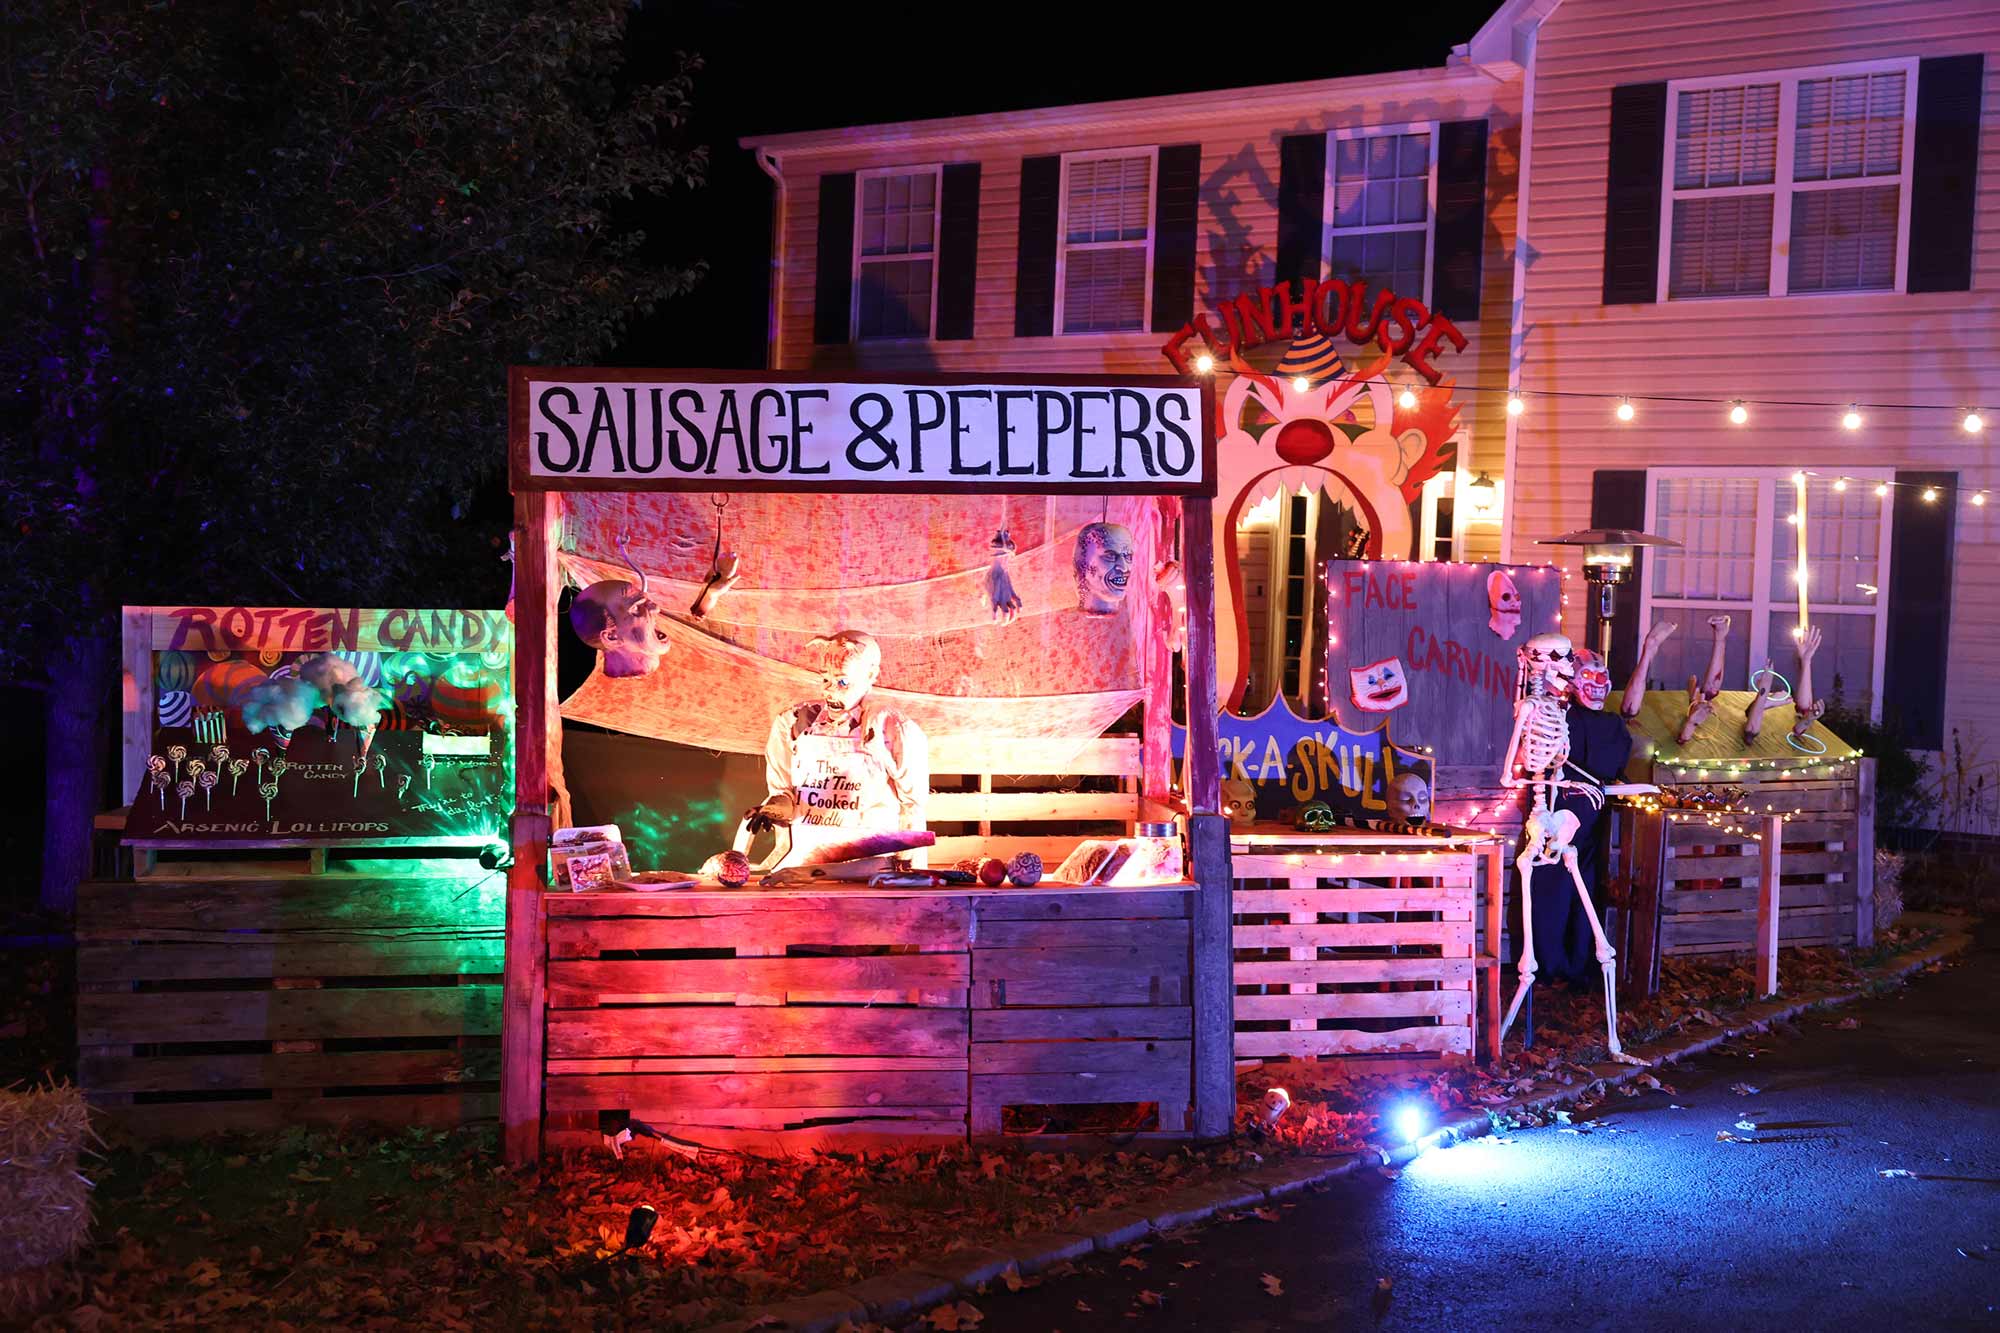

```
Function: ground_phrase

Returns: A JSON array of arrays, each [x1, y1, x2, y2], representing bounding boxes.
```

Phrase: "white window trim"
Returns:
[[1657, 57, 1919, 302], [1053, 146, 1159, 336], [1320, 121, 1440, 307], [1639, 466, 1895, 721], [850, 163, 945, 342]]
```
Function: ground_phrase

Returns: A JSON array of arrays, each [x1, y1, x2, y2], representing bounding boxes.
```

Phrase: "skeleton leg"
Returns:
[[1497, 818, 1545, 1047], [1561, 846, 1647, 1065]]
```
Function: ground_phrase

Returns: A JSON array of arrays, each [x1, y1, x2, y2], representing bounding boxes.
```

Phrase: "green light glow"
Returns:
[[609, 799, 730, 870]]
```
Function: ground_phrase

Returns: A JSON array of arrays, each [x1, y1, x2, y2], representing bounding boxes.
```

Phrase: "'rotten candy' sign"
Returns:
[[511, 369, 1214, 494]]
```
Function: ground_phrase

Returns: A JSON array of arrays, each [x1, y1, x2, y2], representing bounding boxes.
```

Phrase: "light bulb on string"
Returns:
[[1923, 486, 1939, 503], [1614, 398, 1636, 423], [1874, 482, 1889, 498], [1506, 393, 1526, 417], [1964, 411, 1985, 434], [1841, 406, 1863, 431], [1194, 352, 1215, 374], [1976, 492, 1989, 507], [1833, 477, 1848, 492], [1398, 384, 1418, 410], [1728, 401, 1748, 425], [1292, 375, 1311, 394]]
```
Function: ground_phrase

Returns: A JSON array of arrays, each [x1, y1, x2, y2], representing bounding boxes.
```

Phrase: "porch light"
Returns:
[[1538, 527, 1683, 669], [1466, 471, 1501, 521]]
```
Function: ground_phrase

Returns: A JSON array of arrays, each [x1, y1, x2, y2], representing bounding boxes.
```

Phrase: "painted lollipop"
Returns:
[[208, 744, 231, 774], [395, 774, 412, 804], [259, 781, 279, 821], [147, 753, 167, 778], [166, 744, 188, 782], [149, 769, 170, 809], [351, 755, 366, 797], [271, 758, 289, 788], [197, 769, 219, 810], [253, 747, 271, 785], [228, 757, 249, 796], [374, 753, 388, 788], [420, 752, 437, 790], [175, 779, 194, 819], [185, 758, 205, 787]]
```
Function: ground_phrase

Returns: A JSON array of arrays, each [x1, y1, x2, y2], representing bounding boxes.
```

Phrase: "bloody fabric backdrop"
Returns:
[[556, 492, 1166, 772]]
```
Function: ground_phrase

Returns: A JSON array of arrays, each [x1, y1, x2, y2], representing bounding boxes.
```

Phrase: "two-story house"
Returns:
[[742, 0, 1993, 774]]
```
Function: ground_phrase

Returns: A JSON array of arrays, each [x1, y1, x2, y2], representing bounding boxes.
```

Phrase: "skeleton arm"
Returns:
[[1620, 620, 1678, 720]]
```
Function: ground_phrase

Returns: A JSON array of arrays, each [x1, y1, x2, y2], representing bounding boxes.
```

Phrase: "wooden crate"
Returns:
[[1231, 842, 1481, 1065], [76, 868, 504, 1137], [1620, 772, 1870, 962], [544, 891, 973, 1154], [969, 889, 1194, 1134], [926, 736, 1177, 869]]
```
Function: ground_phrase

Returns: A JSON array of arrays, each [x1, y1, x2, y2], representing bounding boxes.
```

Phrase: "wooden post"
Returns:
[[1755, 814, 1782, 997], [502, 489, 558, 1165], [1853, 757, 1877, 948], [1181, 498, 1221, 815], [120, 607, 153, 805], [1479, 840, 1503, 1063], [1623, 807, 1668, 997], [1187, 813, 1234, 1138]]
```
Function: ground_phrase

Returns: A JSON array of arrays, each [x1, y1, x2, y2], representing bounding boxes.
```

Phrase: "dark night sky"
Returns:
[[621, 0, 1504, 367]]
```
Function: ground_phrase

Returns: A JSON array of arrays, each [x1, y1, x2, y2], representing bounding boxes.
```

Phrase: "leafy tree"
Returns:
[[2, 1, 706, 908]]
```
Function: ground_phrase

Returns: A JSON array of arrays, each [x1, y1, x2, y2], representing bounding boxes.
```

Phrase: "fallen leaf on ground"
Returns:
[[1137, 1289, 1163, 1306], [1728, 1083, 1760, 1096], [1250, 1206, 1280, 1221], [927, 1301, 983, 1329], [1836, 1017, 1861, 1030], [1075, 1300, 1094, 1313], [1717, 1131, 1749, 1143], [1261, 1273, 1284, 1296], [1735, 1120, 1759, 1131], [1119, 1255, 1148, 1271], [1879, 1169, 1916, 1178]]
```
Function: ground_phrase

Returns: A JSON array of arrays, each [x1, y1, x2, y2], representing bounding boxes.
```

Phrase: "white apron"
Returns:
[[783, 723, 899, 862]]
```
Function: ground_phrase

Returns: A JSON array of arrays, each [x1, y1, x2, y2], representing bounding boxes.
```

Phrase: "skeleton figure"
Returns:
[[1497, 633, 1641, 1063], [1073, 522, 1135, 615]]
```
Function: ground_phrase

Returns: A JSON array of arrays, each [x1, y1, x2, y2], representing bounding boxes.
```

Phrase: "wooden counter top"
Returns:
[[553, 879, 1197, 909]]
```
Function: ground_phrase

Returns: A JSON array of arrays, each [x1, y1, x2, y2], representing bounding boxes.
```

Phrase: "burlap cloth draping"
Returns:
[[556, 492, 1161, 769]]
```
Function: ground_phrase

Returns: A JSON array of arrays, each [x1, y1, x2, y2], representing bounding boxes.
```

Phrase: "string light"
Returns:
[[1728, 401, 1749, 425], [1506, 393, 1526, 416], [1614, 398, 1636, 422], [1833, 477, 1848, 492], [1976, 492, 1989, 507], [1398, 384, 1419, 410], [1194, 352, 1215, 374], [1291, 375, 1311, 393], [1922, 486, 1939, 502], [1874, 483, 1890, 498], [1964, 410, 1985, 434], [1841, 406, 1863, 431]]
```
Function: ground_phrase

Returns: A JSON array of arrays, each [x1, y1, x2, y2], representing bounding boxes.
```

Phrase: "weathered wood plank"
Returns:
[[970, 1006, 1192, 1042], [1233, 1026, 1466, 1058], [1664, 880, 1851, 913], [972, 945, 1188, 983], [1231, 921, 1473, 951], [970, 889, 1192, 921], [547, 900, 971, 954], [973, 919, 1190, 952], [77, 876, 504, 933], [545, 1069, 968, 1111], [545, 1006, 969, 1060], [1230, 854, 1478, 881], [78, 1046, 499, 1094], [1664, 849, 1849, 879], [1669, 816, 1852, 848], [970, 1039, 1189, 1076], [1234, 990, 1472, 1021], [78, 937, 505, 981], [972, 1068, 1191, 1108], [546, 955, 970, 1008], [932, 736, 1140, 777], [89, 1092, 498, 1139], [77, 985, 501, 1045], [1661, 906, 1854, 950], [983, 976, 1186, 1007], [1233, 957, 1477, 984], [1230, 888, 1475, 914], [546, 1054, 966, 1075]]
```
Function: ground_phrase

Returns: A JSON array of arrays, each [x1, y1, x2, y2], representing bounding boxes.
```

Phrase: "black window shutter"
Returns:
[[1601, 83, 1669, 304], [1151, 144, 1202, 333], [1908, 54, 1984, 293], [1014, 155, 1061, 337], [1883, 470, 1957, 749], [1275, 133, 1327, 288], [813, 172, 856, 344], [1432, 119, 1489, 320], [1590, 469, 1648, 677], [935, 163, 982, 341]]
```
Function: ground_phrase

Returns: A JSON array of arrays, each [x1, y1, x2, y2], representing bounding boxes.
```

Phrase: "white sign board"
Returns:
[[510, 371, 1212, 494]]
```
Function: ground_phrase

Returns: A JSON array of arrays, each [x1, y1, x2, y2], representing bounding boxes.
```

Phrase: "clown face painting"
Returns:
[[1349, 656, 1409, 713], [1487, 569, 1522, 640], [1074, 522, 1135, 616]]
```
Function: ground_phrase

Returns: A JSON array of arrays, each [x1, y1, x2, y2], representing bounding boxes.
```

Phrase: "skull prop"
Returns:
[[1221, 776, 1257, 823], [1256, 1086, 1292, 1130], [1387, 772, 1432, 823], [1294, 801, 1337, 832], [1573, 648, 1612, 711], [1073, 522, 1135, 616], [571, 546, 667, 679], [1520, 632, 1577, 698], [1487, 569, 1522, 639], [806, 629, 882, 717], [1349, 656, 1409, 713]]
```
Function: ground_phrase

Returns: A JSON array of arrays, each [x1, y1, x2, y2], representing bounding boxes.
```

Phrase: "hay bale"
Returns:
[[0, 1082, 96, 1320]]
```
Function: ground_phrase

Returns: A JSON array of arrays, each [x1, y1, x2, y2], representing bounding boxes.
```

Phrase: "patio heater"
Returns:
[[1537, 528, 1682, 673]]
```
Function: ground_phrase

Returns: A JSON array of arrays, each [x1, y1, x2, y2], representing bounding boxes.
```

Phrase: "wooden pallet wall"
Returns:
[[926, 736, 1176, 869], [1231, 848, 1480, 1065], [76, 869, 504, 1136]]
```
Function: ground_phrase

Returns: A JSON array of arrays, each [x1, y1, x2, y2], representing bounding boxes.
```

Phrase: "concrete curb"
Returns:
[[709, 925, 1971, 1333]]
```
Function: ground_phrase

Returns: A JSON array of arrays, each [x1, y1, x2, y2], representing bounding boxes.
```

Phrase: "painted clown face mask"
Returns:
[[1574, 649, 1612, 711], [1487, 569, 1522, 639], [1349, 656, 1409, 713]]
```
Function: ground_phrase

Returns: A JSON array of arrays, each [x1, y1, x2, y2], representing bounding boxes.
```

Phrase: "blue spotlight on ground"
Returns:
[[1394, 1102, 1428, 1144]]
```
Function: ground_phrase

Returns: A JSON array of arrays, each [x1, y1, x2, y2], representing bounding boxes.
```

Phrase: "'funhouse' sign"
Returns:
[[513, 370, 1213, 493]]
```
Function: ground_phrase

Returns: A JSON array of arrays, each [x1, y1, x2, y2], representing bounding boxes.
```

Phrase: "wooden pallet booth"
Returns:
[[81, 606, 514, 1137], [503, 369, 1232, 1162], [1609, 689, 1875, 992]]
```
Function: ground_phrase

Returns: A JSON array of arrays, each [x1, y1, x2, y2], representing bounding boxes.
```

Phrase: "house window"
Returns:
[[853, 167, 940, 340], [1324, 126, 1436, 302], [1057, 149, 1156, 333], [1640, 469, 1893, 719], [1661, 59, 1915, 300]]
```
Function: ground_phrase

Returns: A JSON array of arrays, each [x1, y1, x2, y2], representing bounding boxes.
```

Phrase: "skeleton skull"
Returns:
[[1073, 522, 1135, 616], [1520, 632, 1577, 698], [1387, 772, 1432, 823], [1257, 1086, 1292, 1128], [571, 579, 668, 679], [1295, 801, 1337, 832], [1573, 648, 1612, 711], [1487, 569, 1522, 639], [1349, 656, 1409, 713], [1221, 776, 1257, 823]]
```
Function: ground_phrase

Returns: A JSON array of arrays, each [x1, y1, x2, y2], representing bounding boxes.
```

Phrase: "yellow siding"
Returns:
[[1515, 0, 2000, 743], [759, 76, 1523, 560]]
